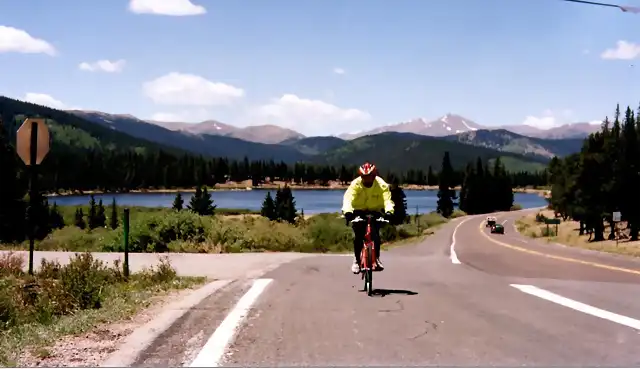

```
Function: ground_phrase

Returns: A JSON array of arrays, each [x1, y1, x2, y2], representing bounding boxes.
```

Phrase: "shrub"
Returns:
[[104, 210, 208, 252], [451, 209, 467, 218], [59, 253, 111, 310], [510, 203, 523, 211], [541, 227, 556, 237], [535, 213, 547, 223], [304, 213, 352, 252], [0, 252, 24, 277], [36, 226, 111, 252]]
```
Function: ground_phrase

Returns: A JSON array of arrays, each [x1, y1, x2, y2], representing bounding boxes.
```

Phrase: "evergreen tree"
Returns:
[[172, 192, 184, 211], [199, 187, 216, 215], [49, 202, 65, 230], [0, 116, 27, 243], [620, 107, 640, 240], [26, 191, 52, 240], [109, 198, 119, 230], [187, 186, 203, 213], [74, 208, 86, 229], [389, 178, 408, 224], [95, 199, 107, 228], [458, 163, 474, 213], [260, 191, 277, 221], [87, 195, 98, 229], [436, 152, 457, 218], [188, 185, 216, 215], [427, 166, 437, 186], [274, 185, 297, 223]]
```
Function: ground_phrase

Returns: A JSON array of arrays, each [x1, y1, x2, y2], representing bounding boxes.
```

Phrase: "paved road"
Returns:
[[127, 209, 640, 367]]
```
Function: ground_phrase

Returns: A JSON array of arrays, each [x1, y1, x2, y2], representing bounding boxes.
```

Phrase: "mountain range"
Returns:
[[1, 95, 597, 175], [71, 109, 600, 144]]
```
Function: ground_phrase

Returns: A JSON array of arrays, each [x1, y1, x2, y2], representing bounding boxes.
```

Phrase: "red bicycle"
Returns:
[[350, 212, 389, 296]]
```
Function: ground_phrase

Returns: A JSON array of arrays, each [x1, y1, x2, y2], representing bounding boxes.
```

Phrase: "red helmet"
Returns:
[[358, 162, 377, 176]]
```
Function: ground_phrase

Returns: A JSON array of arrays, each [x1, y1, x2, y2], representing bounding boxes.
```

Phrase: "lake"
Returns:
[[47, 189, 548, 214]]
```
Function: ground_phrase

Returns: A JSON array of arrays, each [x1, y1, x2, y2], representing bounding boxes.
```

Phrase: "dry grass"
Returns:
[[515, 210, 640, 257], [0, 252, 205, 366]]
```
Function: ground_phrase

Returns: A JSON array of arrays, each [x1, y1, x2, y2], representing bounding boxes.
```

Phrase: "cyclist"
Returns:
[[342, 162, 395, 274]]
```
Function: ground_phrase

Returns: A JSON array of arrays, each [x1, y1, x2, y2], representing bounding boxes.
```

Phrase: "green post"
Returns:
[[123, 208, 130, 279]]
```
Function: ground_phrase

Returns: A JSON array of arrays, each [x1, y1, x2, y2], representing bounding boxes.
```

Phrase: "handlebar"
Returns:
[[351, 216, 389, 224]]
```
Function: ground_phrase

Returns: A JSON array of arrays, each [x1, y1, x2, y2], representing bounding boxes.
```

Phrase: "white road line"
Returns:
[[510, 284, 640, 331], [189, 278, 274, 367], [502, 219, 508, 225], [450, 218, 469, 264]]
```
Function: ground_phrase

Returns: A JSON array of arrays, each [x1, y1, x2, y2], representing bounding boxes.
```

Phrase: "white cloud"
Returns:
[[601, 40, 640, 60], [79, 59, 126, 73], [21, 93, 82, 110], [143, 72, 245, 106], [333, 67, 346, 75], [253, 94, 371, 135], [128, 0, 206, 16], [23, 93, 67, 109], [521, 109, 574, 130], [0, 26, 55, 55]]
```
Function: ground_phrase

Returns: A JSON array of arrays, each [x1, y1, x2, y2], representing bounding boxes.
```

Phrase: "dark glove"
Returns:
[[385, 212, 394, 222], [344, 212, 354, 225]]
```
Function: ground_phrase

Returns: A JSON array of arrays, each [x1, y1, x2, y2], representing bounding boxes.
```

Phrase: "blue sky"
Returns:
[[1, 0, 639, 136]]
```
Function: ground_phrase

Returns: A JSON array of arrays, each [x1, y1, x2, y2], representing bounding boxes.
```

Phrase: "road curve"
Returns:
[[135, 213, 640, 367]]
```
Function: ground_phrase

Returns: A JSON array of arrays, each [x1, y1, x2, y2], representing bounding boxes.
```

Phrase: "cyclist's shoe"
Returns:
[[375, 259, 385, 271], [351, 258, 361, 274]]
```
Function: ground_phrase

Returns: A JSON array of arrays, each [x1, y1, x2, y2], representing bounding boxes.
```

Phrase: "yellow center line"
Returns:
[[477, 218, 640, 276]]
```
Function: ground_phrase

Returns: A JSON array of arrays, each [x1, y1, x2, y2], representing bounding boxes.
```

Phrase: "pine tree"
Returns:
[[74, 208, 86, 229], [200, 187, 216, 215], [459, 163, 474, 213], [87, 194, 98, 229], [94, 199, 106, 228], [389, 178, 408, 224], [621, 107, 640, 240], [49, 202, 65, 230], [109, 198, 119, 229], [275, 185, 297, 223], [260, 191, 277, 221], [436, 152, 457, 218], [187, 186, 203, 213], [0, 116, 27, 243], [172, 193, 184, 211], [188, 185, 215, 215], [427, 166, 437, 186], [26, 191, 52, 240]]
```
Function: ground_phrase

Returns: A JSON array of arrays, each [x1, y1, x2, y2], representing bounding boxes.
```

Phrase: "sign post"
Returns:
[[544, 218, 561, 237], [16, 118, 50, 275], [613, 211, 622, 246]]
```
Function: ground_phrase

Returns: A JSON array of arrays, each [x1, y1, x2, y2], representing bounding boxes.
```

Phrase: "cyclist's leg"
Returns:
[[372, 224, 384, 270], [351, 222, 366, 273]]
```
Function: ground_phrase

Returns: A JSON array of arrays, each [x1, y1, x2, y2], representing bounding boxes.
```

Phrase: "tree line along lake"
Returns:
[[47, 189, 548, 215]]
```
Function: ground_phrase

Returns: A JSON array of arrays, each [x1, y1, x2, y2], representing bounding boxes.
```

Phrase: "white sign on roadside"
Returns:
[[613, 211, 622, 222]]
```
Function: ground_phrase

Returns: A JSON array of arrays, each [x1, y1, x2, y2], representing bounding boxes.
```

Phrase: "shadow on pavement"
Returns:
[[371, 289, 418, 297]]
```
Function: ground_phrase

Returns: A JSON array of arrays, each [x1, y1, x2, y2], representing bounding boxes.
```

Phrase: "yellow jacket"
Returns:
[[342, 176, 395, 214]]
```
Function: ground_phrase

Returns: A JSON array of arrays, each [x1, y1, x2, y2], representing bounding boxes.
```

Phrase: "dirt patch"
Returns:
[[16, 287, 201, 367], [516, 210, 640, 257]]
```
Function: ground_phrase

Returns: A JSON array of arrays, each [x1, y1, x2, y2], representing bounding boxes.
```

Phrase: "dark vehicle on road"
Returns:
[[486, 216, 497, 228], [491, 223, 505, 234]]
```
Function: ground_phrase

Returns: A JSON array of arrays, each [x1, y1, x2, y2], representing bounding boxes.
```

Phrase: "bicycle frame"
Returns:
[[350, 212, 388, 296]]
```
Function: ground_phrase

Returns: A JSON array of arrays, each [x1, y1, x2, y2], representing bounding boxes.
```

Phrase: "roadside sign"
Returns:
[[544, 218, 561, 225], [613, 211, 622, 222], [16, 118, 50, 166]]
